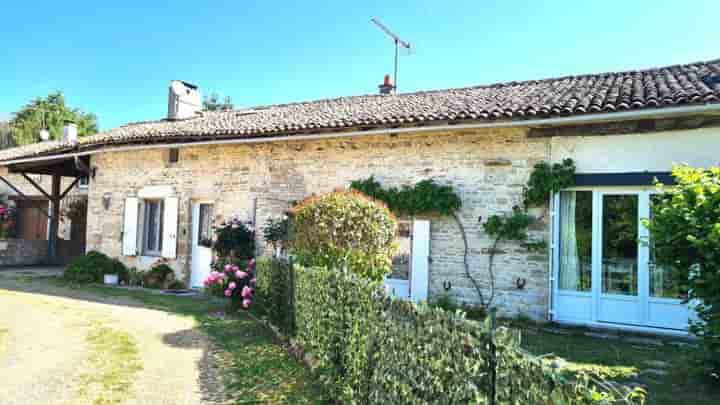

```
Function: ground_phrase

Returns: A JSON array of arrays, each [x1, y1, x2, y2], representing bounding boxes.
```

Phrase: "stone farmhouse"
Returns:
[[1, 59, 720, 334]]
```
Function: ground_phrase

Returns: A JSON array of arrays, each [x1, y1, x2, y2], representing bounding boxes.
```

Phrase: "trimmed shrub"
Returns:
[[255, 258, 295, 334], [64, 251, 127, 283], [294, 265, 381, 402], [290, 190, 398, 282], [258, 259, 646, 404]]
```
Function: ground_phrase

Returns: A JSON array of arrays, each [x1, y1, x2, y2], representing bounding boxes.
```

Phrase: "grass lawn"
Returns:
[[50, 279, 328, 404], [514, 322, 720, 405]]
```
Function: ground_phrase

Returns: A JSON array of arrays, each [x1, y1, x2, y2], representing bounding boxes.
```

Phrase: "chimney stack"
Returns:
[[378, 74, 395, 95], [63, 122, 78, 143], [168, 80, 202, 120]]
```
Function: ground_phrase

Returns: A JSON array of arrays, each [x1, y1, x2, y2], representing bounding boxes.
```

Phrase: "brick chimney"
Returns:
[[378, 74, 395, 95]]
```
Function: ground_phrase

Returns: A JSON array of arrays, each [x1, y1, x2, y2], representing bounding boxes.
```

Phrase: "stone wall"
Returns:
[[0, 239, 48, 266], [86, 128, 552, 319]]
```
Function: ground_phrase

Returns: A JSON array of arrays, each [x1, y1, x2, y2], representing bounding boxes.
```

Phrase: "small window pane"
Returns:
[[649, 195, 687, 299], [601, 195, 638, 296], [168, 148, 179, 163], [143, 200, 164, 255], [390, 221, 412, 280], [198, 203, 214, 245], [558, 191, 593, 292]]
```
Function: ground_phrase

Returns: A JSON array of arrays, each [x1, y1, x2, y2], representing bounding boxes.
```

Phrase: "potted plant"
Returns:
[[142, 259, 175, 289], [103, 258, 128, 285]]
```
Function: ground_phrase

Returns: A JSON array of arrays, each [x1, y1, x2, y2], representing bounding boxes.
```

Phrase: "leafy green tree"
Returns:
[[202, 93, 234, 111], [643, 166, 720, 374], [9, 92, 97, 145], [0, 121, 14, 149]]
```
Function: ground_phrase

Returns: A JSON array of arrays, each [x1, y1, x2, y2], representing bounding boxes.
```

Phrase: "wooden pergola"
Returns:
[[0, 156, 90, 264]]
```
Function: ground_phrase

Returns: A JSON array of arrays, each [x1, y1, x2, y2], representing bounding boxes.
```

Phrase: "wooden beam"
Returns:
[[59, 177, 81, 200], [48, 173, 61, 265], [21, 173, 52, 200], [0, 175, 50, 218]]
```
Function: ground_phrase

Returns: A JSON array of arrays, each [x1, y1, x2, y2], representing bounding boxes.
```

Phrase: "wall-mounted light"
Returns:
[[91, 167, 98, 179], [102, 193, 112, 210], [442, 280, 452, 291]]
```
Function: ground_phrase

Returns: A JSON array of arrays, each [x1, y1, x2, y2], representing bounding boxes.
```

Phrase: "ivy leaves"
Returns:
[[524, 158, 576, 207], [350, 176, 461, 216]]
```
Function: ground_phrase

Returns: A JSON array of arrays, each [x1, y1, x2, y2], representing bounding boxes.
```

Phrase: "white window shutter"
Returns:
[[122, 198, 139, 256], [162, 197, 179, 259], [410, 219, 430, 303]]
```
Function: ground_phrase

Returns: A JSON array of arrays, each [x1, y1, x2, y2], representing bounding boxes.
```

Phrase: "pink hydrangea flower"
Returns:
[[250, 277, 257, 285], [228, 281, 237, 290], [235, 270, 248, 279], [224, 264, 233, 272], [224, 289, 232, 297], [241, 285, 253, 298], [242, 298, 252, 309]]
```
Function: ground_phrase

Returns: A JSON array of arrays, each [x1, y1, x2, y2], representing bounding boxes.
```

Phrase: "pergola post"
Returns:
[[48, 172, 61, 264]]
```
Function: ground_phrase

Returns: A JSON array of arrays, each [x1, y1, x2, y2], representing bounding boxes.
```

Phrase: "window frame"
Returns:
[[142, 199, 164, 256], [78, 176, 89, 189]]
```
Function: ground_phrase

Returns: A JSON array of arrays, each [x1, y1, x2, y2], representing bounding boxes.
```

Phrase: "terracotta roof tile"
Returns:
[[1, 58, 720, 162]]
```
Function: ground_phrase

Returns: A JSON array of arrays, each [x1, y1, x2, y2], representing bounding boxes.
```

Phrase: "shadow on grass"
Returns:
[[0, 274, 328, 405]]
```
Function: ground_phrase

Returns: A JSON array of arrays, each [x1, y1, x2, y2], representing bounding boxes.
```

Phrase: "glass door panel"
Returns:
[[558, 191, 593, 292], [601, 195, 638, 296], [648, 195, 687, 300]]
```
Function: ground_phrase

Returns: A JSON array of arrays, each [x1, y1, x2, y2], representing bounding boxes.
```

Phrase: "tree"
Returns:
[[202, 93, 234, 111], [643, 166, 720, 374], [9, 92, 97, 145], [0, 121, 13, 149]]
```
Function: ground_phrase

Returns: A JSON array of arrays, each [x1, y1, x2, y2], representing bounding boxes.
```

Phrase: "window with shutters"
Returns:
[[142, 199, 164, 256]]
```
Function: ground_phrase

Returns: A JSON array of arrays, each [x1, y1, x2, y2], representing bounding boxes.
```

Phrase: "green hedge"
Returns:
[[255, 260, 645, 404], [255, 258, 295, 335]]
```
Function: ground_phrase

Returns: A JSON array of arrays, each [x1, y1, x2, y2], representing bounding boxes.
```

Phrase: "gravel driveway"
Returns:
[[0, 269, 221, 405]]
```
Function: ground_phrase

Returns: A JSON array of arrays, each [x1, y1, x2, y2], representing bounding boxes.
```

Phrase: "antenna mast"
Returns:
[[371, 17, 412, 92]]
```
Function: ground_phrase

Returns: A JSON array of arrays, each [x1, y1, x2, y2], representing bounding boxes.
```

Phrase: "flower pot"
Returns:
[[103, 274, 119, 285]]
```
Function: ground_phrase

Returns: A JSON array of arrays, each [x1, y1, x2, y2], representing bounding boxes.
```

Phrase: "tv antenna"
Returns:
[[371, 17, 412, 92]]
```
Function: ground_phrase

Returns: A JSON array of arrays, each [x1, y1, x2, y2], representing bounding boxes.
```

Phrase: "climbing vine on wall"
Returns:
[[350, 177, 461, 216], [523, 158, 576, 207], [351, 170, 558, 310]]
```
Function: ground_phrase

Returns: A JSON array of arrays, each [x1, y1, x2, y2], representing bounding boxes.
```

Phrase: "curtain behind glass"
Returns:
[[559, 192, 579, 290]]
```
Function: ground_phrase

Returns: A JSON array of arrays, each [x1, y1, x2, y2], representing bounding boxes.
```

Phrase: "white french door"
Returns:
[[553, 189, 689, 331], [596, 191, 644, 326]]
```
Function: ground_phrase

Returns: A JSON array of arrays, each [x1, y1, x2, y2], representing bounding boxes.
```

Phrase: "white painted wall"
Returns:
[[551, 127, 720, 173]]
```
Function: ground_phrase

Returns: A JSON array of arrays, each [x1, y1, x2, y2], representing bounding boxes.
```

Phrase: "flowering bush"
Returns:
[[212, 215, 255, 259], [0, 203, 17, 239], [204, 257, 257, 309]]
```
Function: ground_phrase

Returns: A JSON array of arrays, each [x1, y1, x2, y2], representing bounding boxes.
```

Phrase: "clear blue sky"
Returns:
[[1, 1, 718, 130]]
